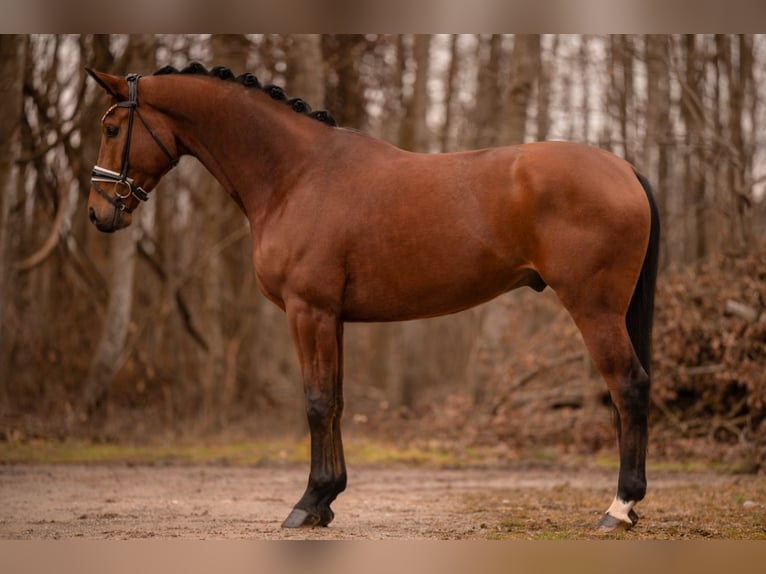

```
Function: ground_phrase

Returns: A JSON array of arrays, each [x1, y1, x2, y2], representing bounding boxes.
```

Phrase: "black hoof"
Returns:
[[282, 508, 321, 528], [597, 509, 639, 532], [281, 506, 334, 528]]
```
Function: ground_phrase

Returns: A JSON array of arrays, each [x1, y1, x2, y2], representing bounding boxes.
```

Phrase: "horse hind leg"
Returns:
[[568, 309, 650, 531]]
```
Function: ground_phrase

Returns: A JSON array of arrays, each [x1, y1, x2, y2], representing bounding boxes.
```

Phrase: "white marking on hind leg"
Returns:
[[606, 497, 636, 523]]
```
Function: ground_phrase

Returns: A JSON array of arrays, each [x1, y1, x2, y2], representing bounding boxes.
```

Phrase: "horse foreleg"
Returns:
[[282, 302, 347, 528]]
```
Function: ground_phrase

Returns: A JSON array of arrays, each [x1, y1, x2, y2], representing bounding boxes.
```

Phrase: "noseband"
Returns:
[[91, 74, 178, 213]]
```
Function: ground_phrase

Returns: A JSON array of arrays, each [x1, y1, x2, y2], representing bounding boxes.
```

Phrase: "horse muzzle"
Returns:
[[88, 201, 132, 233]]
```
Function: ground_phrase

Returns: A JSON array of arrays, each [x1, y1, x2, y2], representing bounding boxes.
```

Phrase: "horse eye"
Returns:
[[105, 125, 120, 138]]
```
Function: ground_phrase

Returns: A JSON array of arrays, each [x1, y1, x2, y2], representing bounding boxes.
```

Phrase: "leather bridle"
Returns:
[[90, 74, 178, 214]]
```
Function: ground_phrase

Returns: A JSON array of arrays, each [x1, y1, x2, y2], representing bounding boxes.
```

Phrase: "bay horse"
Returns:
[[85, 63, 659, 532]]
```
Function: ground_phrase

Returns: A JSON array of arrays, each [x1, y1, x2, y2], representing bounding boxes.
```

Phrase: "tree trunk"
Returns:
[[0, 35, 26, 408], [576, 36, 591, 142], [399, 34, 432, 152], [470, 34, 539, 405], [504, 34, 540, 145], [618, 36, 635, 164], [83, 226, 138, 415], [679, 34, 706, 263], [393, 34, 438, 407], [440, 34, 460, 152], [322, 35, 367, 129], [82, 35, 157, 419], [691, 35, 708, 262], [471, 34, 503, 149], [719, 34, 751, 255], [286, 34, 325, 108], [605, 35, 635, 162], [535, 35, 556, 142], [644, 35, 672, 268], [189, 34, 252, 431]]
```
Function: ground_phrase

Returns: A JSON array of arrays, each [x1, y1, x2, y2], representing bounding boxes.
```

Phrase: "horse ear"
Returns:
[[85, 68, 127, 100]]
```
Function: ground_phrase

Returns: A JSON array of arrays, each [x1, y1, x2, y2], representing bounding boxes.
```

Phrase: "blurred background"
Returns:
[[0, 35, 763, 469]]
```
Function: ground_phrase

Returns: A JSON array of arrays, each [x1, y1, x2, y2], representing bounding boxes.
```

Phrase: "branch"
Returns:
[[136, 240, 168, 281], [733, 173, 766, 207], [135, 221, 249, 352], [491, 351, 586, 414], [14, 186, 71, 271], [175, 222, 250, 290], [666, 43, 745, 169], [683, 364, 725, 377], [175, 290, 210, 352], [136, 238, 209, 350], [508, 351, 586, 391], [725, 299, 759, 322], [14, 126, 77, 164]]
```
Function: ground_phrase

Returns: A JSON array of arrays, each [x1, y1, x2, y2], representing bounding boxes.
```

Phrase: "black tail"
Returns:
[[626, 171, 660, 377]]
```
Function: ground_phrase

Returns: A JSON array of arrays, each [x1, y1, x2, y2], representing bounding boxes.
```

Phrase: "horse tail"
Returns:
[[626, 170, 660, 377]]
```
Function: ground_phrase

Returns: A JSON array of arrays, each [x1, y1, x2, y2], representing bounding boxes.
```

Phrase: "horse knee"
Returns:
[[306, 392, 336, 426]]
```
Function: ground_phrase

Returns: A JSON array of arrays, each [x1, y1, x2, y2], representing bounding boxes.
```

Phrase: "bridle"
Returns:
[[90, 74, 178, 214]]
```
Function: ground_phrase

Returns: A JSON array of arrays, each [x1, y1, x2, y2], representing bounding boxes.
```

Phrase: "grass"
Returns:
[[0, 437, 746, 474], [589, 453, 748, 475], [0, 439, 309, 466], [464, 481, 766, 540], [0, 437, 500, 468]]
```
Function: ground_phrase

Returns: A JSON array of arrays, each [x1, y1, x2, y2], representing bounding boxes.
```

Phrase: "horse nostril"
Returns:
[[88, 207, 97, 224]]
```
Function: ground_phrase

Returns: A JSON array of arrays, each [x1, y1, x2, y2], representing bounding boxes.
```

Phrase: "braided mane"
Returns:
[[153, 63, 337, 127]]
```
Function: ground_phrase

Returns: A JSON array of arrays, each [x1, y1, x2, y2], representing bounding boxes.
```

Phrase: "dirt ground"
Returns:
[[1, 463, 764, 540]]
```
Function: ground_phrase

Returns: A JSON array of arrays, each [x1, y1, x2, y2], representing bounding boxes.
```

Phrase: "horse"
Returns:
[[85, 63, 659, 532]]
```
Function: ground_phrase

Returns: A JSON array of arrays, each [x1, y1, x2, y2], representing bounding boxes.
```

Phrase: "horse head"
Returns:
[[86, 69, 178, 232]]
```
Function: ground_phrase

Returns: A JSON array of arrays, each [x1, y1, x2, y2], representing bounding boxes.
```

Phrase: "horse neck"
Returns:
[[149, 76, 327, 218]]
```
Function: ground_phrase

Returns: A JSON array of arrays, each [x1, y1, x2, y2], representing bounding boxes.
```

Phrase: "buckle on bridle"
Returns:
[[90, 165, 149, 213], [132, 187, 149, 202], [114, 179, 132, 200]]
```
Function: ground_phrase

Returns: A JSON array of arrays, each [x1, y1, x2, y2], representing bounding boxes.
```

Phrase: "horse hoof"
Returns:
[[597, 509, 639, 532], [281, 508, 321, 529]]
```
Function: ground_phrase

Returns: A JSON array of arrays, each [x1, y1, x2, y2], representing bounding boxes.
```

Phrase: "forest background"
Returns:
[[0, 34, 764, 471]]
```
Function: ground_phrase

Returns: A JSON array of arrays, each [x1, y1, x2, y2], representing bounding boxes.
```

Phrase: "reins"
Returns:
[[90, 74, 178, 214]]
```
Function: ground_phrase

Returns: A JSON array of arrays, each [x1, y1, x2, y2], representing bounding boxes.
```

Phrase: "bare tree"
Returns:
[[83, 35, 158, 417], [604, 35, 636, 163], [322, 35, 368, 129], [577, 36, 591, 142], [535, 35, 557, 142], [286, 34, 325, 108], [440, 34, 460, 152], [470, 34, 540, 405], [503, 34, 540, 144], [643, 34, 672, 267], [0, 35, 26, 406], [718, 34, 754, 255], [679, 34, 708, 262], [398, 34, 432, 152], [472, 34, 503, 149]]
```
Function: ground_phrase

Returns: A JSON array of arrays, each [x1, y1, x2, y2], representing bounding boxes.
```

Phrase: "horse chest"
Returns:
[[251, 231, 346, 311]]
